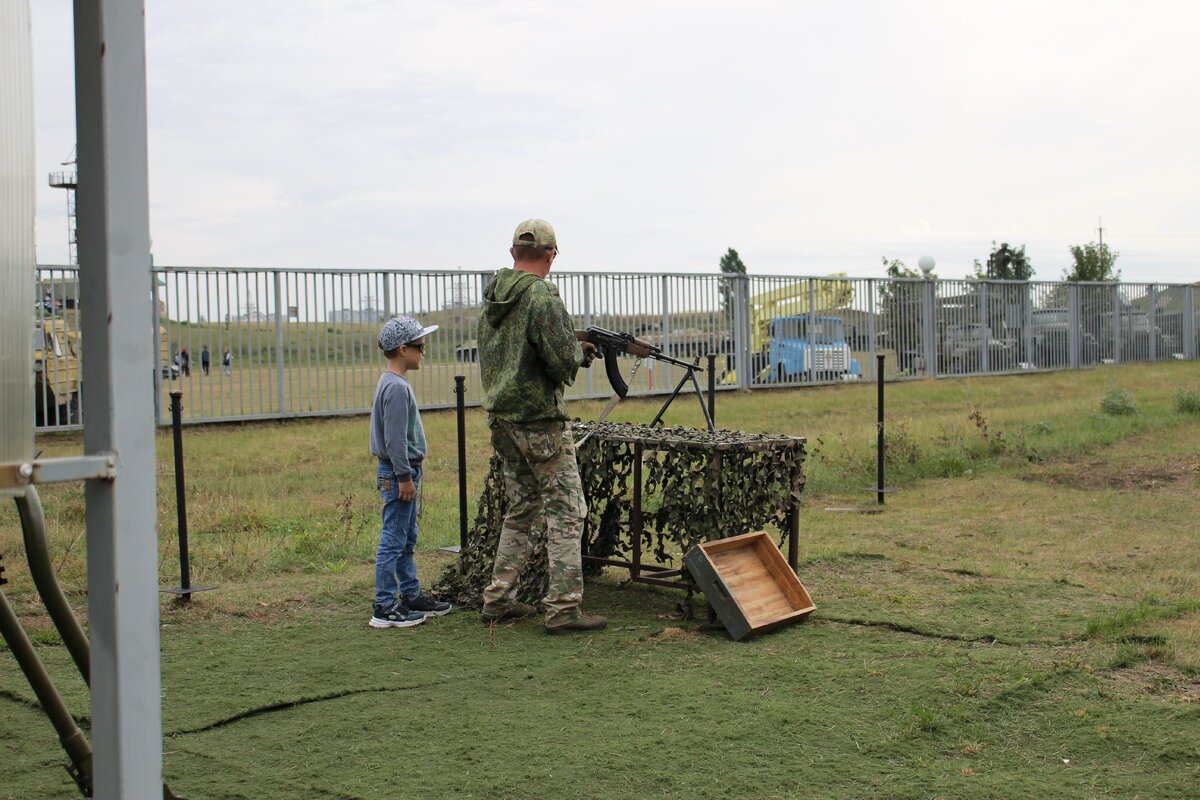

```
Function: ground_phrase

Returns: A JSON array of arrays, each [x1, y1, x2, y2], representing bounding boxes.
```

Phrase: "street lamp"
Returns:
[[918, 255, 936, 279]]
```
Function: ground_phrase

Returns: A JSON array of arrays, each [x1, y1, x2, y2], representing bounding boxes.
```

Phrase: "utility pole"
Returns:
[[1098, 216, 1104, 249]]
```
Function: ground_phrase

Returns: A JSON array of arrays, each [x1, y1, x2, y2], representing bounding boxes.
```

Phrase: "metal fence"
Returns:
[[32, 265, 1199, 429]]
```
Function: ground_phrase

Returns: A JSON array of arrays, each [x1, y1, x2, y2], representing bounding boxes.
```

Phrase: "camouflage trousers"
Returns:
[[481, 418, 587, 624]]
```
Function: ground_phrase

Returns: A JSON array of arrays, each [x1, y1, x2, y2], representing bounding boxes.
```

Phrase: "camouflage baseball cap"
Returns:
[[512, 218, 557, 251], [378, 315, 439, 351]]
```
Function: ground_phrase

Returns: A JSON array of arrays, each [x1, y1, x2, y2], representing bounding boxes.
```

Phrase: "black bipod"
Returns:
[[648, 357, 715, 431]]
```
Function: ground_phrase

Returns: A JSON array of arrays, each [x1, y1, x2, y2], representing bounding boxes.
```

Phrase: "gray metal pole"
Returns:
[[1068, 284, 1081, 370], [1148, 284, 1158, 361], [1185, 286, 1196, 361], [979, 282, 990, 373], [72, 0, 164, 795], [922, 279, 938, 377], [734, 275, 751, 390], [274, 269, 286, 415]]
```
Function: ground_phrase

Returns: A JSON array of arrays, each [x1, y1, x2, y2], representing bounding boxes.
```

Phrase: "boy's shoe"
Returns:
[[369, 603, 426, 629], [480, 601, 538, 624], [544, 613, 608, 635], [404, 593, 453, 617]]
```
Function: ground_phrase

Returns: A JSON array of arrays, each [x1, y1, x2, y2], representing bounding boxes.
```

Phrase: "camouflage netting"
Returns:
[[434, 421, 807, 607]]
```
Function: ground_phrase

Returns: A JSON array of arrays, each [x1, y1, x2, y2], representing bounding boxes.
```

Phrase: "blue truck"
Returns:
[[761, 315, 862, 382]]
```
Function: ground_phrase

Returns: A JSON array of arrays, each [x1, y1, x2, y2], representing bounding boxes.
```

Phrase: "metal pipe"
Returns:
[[0, 577, 93, 795], [169, 391, 192, 600], [877, 354, 886, 505], [15, 486, 90, 685], [455, 375, 468, 551]]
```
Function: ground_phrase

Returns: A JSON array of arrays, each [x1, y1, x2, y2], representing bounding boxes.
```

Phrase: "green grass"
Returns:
[[3, 360, 1200, 798]]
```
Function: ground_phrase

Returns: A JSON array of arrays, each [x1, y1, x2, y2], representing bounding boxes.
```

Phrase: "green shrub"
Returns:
[[1100, 388, 1137, 416], [1175, 389, 1200, 415]]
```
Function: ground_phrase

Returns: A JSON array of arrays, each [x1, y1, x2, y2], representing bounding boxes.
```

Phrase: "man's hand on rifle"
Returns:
[[580, 341, 599, 368]]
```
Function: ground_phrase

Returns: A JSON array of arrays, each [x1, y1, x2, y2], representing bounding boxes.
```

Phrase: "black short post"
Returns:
[[706, 352, 717, 427], [169, 390, 192, 600], [876, 354, 886, 505], [455, 375, 468, 552]]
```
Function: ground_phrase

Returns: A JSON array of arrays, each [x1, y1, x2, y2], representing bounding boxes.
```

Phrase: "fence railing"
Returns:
[[32, 265, 1199, 429]]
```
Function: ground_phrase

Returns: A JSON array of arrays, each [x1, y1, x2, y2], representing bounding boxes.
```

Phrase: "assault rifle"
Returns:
[[575, 326, 701, 398], [574, 326, 713, 435]]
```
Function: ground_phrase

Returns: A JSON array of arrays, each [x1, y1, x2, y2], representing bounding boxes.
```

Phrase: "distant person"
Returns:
[[201, 346, 211, 376], [477, 218, 605, 634], [180, 347, 190, 377], [367, 315, 453, 629], [222, 347, 232, 375]]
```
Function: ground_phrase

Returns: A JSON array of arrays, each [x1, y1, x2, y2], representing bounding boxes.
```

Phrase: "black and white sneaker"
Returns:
[[369, 603, 426, 629], [404, 593, 453, 617]]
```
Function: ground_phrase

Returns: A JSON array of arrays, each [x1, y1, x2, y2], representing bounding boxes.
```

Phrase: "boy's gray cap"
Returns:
[[378, 315, 438, 351], [512, 218, 557, 250]]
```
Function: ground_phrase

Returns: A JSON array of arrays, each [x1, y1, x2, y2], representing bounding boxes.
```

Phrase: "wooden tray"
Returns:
[[684, 531, 816, 641]]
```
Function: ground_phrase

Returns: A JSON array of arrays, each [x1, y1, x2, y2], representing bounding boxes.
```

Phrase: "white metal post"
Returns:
[[73, 0, 163, 796]]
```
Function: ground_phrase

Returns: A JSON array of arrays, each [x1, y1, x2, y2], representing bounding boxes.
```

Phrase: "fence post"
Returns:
[[1023, 282, 1034, 368], [922, 278, 938, 378], [807, 280, 817, 383], [1148, 284, 1159, 361], [661, 274, 672, 390], [979, 281, 990, 374], [1068, 284, 1081, 369], [273, 269, 285, 416], [734, 275, 751, 390], [151, 270, 163, 424], [582, 274, 594, 396], [1185, 285, 1197, 361], [1112, 284, 1122, 364], [867, 277, 878, 379]]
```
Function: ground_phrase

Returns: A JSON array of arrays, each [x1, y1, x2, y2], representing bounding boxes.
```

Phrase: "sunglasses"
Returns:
[[405, 342, 425, 352]]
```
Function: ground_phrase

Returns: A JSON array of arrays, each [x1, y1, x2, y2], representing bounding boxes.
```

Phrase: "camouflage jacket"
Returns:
[[478, 268, 584, 423]]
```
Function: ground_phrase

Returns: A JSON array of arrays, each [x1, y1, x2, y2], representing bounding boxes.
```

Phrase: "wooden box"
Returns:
[[684, 531, 816, 641]]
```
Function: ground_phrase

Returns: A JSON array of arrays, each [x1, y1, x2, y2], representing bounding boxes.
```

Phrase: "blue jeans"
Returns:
[[375, 462, 421, 609]]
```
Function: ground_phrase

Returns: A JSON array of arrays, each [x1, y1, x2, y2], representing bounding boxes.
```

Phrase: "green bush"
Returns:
[[1175, 389, 1200, 415], [1100, 388, 1138, 416]]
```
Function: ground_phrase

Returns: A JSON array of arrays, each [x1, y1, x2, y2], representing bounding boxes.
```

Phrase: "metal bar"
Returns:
[[72, 0, 164, 794], [877, 354, 885, 505], [631, 442, 643, 581], [169, 391, 192, 599], [455, 375, 468, 551], [0, 454, 116, 490]]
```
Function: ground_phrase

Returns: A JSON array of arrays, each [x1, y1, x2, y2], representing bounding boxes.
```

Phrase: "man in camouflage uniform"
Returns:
[[477, 219, 607, 634]]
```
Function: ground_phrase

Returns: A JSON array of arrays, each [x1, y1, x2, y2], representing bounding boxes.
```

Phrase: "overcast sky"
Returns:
[[30, 1, 1200, 283]]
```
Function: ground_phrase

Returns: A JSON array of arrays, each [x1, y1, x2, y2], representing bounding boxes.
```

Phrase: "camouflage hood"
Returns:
[[482, 268, 541, 326], [478, 268, 584, 423]]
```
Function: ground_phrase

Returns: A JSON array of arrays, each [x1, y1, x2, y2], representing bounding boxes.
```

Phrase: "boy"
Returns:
[[368, 315, 453, 628]]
